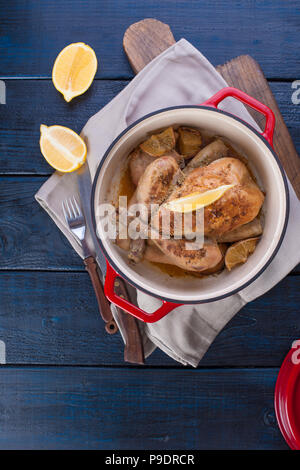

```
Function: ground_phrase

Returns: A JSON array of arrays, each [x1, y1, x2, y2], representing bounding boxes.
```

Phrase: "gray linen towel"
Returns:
[[36, 39, 300, 366]]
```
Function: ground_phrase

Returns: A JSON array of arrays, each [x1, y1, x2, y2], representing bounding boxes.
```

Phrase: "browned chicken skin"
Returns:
[[117, 237, 224, 274], [136, 155, 181, 211], [129, 148, 184, 186], [129, 155, 224, 272], [159, 157, 264, 238], [120, 135, 264, 274], [152, 237, 223, 272], [127, 156, 180, 263]]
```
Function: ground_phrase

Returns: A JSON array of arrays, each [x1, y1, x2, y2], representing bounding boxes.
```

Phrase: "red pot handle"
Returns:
[[104, 261, 182, 323], [200, 87, 275, 146]]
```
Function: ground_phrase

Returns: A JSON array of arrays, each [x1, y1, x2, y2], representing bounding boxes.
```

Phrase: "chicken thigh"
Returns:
[[129, 148, 184, 186], [126, 156, 180, 263], [152, 237, 223, 273]]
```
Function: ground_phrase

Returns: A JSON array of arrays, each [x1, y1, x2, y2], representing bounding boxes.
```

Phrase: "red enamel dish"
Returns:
[[275, 341, 300, 450], [91, 87, 289, 323]]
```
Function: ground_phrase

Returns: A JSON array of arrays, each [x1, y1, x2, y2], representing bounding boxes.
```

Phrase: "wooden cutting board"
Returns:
[[123, 18, 300, 200]]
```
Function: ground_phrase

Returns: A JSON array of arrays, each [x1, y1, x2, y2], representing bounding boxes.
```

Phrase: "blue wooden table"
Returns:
[[0, 0, 299, 450]]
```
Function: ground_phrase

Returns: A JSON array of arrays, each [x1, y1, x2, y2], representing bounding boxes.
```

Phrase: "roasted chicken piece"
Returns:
[[129, 148, 184, 186], [158, 157, 264, 238], [119, 129, 264, 275], [217, 217, 262, 243], [126, 192, 147, 264], [128, 156, 224, 272], [126, 156, 180, 263], [147, 239, 225, 274], [117, 230, 224, 273], [152, 237, 223, 273], [135, 155, 181, 211], [185, 139, 228, 171], [129, 148, 156, 186]]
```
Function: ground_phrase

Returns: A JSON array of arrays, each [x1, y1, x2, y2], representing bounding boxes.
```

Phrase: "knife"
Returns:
[[77, 163, 144, 364]]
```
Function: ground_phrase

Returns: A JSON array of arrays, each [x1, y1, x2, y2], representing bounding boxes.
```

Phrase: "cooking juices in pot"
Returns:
[[115, 125, 265, 278]]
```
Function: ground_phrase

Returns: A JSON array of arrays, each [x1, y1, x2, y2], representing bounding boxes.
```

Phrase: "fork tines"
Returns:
[[62, 196, 81, 222]]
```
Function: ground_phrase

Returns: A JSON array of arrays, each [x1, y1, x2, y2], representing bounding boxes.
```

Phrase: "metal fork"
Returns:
[[62, 197, 89, 257], [62, 196, 89, 255], [62, 196, 118, 334]]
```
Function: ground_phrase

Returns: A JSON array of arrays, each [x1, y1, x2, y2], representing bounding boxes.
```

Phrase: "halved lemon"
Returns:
[[52, 42, 97, 102], [225, 237, 260, 271], [39, 124, 87, 172], [163, 184, 235, 213]]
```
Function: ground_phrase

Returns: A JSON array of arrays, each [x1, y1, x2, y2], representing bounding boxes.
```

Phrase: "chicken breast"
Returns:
[[122, 147, 263, 273], [158, 157, 264, 238]]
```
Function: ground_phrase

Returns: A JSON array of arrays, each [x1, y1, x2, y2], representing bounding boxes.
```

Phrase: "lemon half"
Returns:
[[39, 124, 87, 172], [52, 42, 97, 102]]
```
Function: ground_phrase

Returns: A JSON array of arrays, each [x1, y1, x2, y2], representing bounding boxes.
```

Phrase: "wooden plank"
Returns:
[[123, 19, 175, 74], [0, 367, 287, 449], [0, 80, 299, 175], [217, 56, 300, 199], [0, 177, 81, 270], [269, 82, 300, 154], [124, 19, 300, 198], [0, 80, 126, 174], [0, 271, 299, 367], [1, 1, 300, 79], [0, 271, 125, 365]]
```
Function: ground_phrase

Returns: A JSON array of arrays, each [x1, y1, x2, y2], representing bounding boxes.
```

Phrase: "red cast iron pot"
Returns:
[[91, 87, 289, 323]]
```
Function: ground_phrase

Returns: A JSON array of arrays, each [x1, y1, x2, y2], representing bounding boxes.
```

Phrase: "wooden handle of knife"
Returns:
[[84, 256, 118, 335], [113, 278, 145, 364]]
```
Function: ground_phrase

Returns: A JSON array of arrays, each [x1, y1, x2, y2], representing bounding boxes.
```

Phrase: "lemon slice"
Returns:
[[39, 124, 87, 172], [225, 237, 260, 271], [163, 184, 235, 213], [52, 42, 97, 102]]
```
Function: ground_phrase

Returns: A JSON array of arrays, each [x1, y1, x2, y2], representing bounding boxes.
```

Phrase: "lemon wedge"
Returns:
[[225, 237, 260, 271], [52, 42, 97, 102], [39, 124, 87, 173], [163, 184, 235, 213]]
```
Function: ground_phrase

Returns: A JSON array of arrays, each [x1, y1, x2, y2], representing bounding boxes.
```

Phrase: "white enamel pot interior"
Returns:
[[92, 88, 289, 322]]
